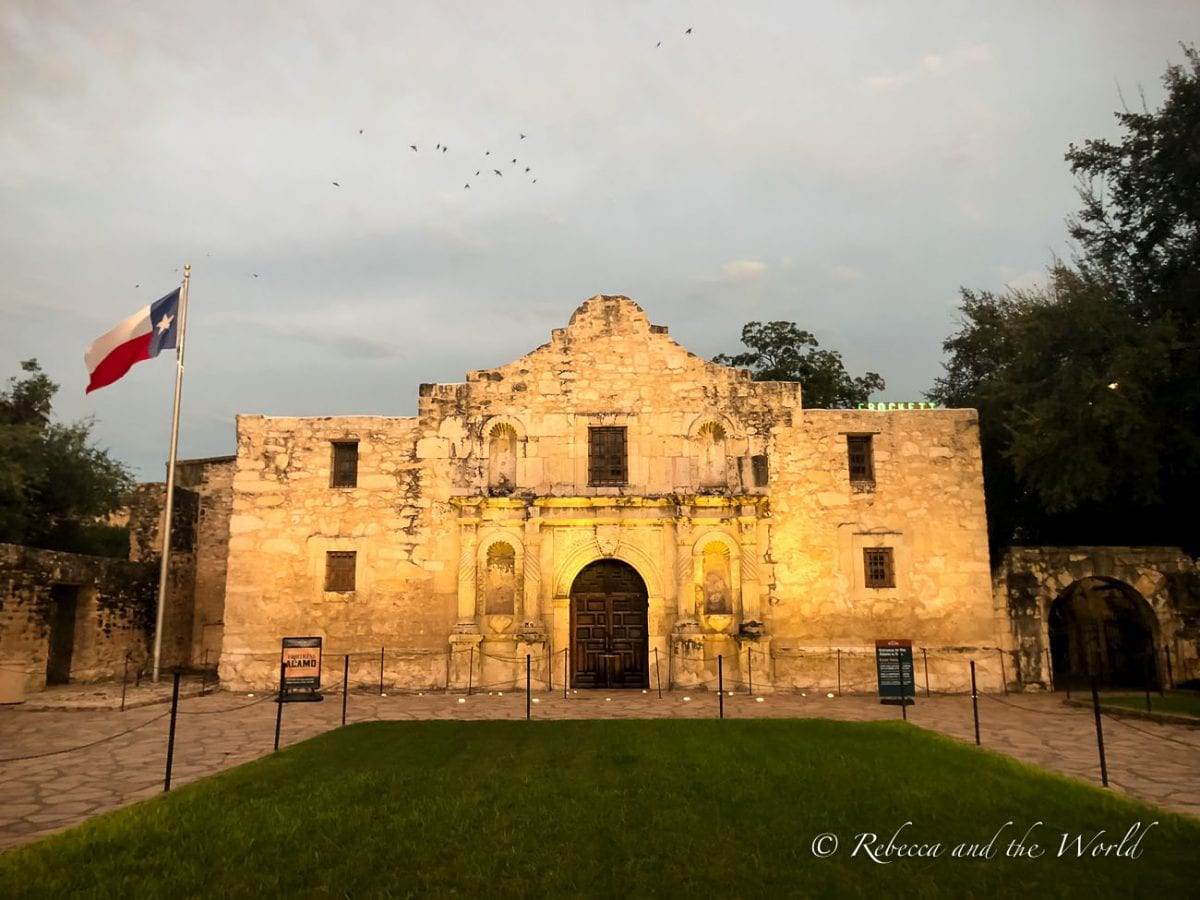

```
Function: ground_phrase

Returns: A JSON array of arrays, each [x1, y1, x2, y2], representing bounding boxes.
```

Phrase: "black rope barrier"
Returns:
[[0, 710, 171, 763]]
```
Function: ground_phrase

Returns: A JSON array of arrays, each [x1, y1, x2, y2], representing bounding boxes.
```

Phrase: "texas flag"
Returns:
[[84, 289, 181, 393]]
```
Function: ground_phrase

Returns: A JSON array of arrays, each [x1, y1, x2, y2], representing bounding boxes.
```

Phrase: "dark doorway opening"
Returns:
[[46, 584, 81, 685], [1048, 577, 1157, 690], [570, 560, 648, 689]]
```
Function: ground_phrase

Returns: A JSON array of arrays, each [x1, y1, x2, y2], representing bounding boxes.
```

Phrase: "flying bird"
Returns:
[[525, 167, 530, 173], [485, 150, 490, 155], [253, 274, 259, 278], [685, 27, 692, 34], [358, 129, 363, 134], [436, 143, 441, 150], [464, 183, 470, 189], [442, 146, 447, 152], [332, 181, 340, 187], [493, 169, 502, 176], [511, 158, 517, 164], [520, 133, 526, 139], [475, 170, 480, 176], [656, 41, 661, 47], [410, 145, 417, 151]]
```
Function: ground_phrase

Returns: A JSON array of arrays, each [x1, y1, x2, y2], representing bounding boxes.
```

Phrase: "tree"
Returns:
[[0, 359, 133, 556], [930, 47, 1200, 553], [714, 321, 885, 408], [929, 268, 1181, 551]]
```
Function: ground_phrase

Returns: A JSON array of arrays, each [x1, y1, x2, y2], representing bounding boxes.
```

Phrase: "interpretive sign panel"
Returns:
[[281, 636, 322, 690], [875, 638, 914, 701]]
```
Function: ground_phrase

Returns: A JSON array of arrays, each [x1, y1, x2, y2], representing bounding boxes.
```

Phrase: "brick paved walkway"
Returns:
[[2, 683, 1197, 852]]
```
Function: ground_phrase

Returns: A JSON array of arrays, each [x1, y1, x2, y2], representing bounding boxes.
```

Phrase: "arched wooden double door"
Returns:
[[570, 560, 648, 689]]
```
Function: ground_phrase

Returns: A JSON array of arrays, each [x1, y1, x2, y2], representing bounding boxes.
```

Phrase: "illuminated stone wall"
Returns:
[[219, 295, 1000, 692]]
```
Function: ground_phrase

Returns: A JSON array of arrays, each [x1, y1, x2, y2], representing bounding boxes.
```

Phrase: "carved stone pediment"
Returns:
[[595, 523, 621, 557]]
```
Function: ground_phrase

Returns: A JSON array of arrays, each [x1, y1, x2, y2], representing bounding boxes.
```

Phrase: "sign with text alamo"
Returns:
[[281, 636, 322, 690]]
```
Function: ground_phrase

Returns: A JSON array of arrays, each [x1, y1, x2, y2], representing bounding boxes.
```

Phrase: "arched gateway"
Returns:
[[570, 560, 649, 689]]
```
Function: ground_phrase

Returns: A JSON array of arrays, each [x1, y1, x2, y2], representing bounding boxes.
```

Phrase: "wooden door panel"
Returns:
[[570, 563, 648, 689]]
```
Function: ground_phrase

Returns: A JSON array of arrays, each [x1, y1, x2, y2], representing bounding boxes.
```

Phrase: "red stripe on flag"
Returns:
[[85, 333, 153, 393]]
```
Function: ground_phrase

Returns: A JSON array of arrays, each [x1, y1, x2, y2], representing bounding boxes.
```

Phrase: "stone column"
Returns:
[[521, 507, 544, 632], [674, 516, 696, 624], [738, 515, 762, 623], [455, 518, 480, 634]]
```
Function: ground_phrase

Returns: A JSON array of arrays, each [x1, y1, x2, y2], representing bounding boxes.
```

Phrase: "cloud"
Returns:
[[864, 45, 992, 93], [721, 259, 768, 281], [828, 264, 866, 284], [862, 74, 905, 92]]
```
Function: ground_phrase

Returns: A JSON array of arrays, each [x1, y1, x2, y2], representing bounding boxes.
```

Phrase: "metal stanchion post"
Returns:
[[468, 645, 474, 697], [748, 648, 753, 696], [970, 660, 980, 746], [654, 647, 662, 699], [1090, 676, 1109, 787], [718, 655, 724, 719], [547, 647, 553, 692], [999, 649, 1008, 696], [526, 655, 532, 721], [563, 648, 568, 699], [1144, 652, 1153, 712], [274, 662, 285, 752], [120, 653, 130, 713], [164, 669, 180, 792], [342, 654, 350, 726], [837, 648, 842, 696], [379, 647, 385, 697], [922, 648, 930, 698]]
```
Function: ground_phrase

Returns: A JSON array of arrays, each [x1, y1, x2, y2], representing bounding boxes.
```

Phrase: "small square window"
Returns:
[[331, 441, 358, 488], [325, 551, 356, 592], [864, 548, 895, 588], [589, 427, 627, 485], [848, 435, 874, 483]]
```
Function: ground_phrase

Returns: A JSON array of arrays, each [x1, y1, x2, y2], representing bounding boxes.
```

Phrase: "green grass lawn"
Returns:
[[2, 719, 1195, 897], [1101, 691, 1200, 718]]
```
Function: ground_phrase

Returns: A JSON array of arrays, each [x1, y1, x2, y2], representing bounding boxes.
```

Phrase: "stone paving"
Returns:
[[1, 682, 1197, 853]]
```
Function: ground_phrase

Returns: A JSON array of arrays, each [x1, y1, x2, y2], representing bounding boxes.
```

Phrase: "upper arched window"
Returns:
[[488, 423, 518, 493], [697, 421, 727, 488]]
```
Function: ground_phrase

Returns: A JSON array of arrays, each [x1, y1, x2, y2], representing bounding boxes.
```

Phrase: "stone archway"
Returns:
[[569, 559, 649, 689], [1047, 577, 1158, 690]]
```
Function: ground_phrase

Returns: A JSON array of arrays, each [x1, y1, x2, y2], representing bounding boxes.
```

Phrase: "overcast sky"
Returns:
[[2, 1, 1195, 479]]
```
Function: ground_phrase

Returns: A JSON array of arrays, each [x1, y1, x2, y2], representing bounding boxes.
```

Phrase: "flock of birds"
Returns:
[[330, 27, 694, 195], [134, 27, 695, 287]]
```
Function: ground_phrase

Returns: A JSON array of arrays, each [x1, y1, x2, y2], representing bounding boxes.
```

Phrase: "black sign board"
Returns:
[[875, 639, 914, 702], [281, 636, 322, 691]]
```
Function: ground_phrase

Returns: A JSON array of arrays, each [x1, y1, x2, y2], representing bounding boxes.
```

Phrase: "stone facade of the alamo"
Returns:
[[216, 295, 999, 693]]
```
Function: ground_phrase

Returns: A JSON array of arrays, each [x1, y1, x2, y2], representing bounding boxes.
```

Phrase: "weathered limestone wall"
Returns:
[[0, 543, 156, 694], [996, 546, 1200, 688], [219, 295, 1000, 693], [176, 458, 236, 667], [127, 456, 235, 669], [221, 417, 450, 689]]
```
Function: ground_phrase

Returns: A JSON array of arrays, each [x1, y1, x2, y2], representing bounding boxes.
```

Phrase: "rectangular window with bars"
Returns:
[[331, 441, 359, 488], [847, 435, 874, 483], [588, 426, 627, 485], [325, 551, 357, 592], [863, 547, 895, 588]]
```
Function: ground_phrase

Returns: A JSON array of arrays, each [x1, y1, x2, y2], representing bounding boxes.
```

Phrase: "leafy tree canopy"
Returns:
[[0, 359, 133, 556], [714, 321, 885, 409], [930, 47, 1199, 553]]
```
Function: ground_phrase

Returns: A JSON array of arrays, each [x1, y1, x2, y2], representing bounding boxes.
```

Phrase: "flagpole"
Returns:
[[152, 264, 190, 683]]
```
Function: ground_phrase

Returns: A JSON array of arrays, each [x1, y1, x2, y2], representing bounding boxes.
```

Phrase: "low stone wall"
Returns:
[[0, 543, 157, 695]]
